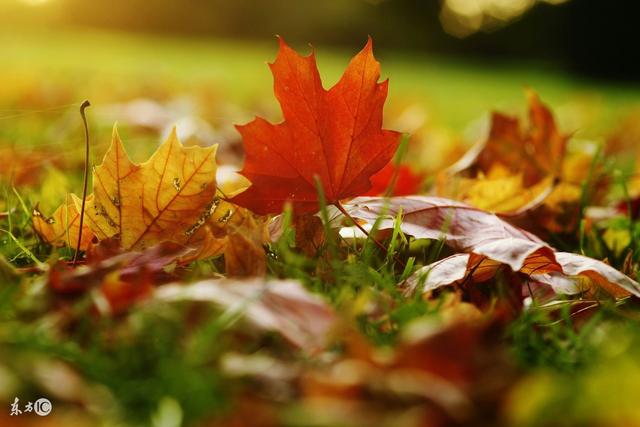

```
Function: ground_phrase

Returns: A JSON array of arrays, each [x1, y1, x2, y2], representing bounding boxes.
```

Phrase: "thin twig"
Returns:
[[73, 100, 91, 265], [334, 201, 405, 269]]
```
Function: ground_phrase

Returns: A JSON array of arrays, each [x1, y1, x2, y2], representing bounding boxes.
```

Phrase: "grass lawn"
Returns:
[[2, 26, 639, 132]]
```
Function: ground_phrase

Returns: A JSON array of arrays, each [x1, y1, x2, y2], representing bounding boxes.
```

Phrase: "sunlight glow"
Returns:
[[19, 0, 51, 6], [441, 0, 571, 38]]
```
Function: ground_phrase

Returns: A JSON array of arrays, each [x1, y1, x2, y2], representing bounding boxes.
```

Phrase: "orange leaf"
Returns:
[[33, 194, 94, 250], [34, 126, 228, 261], [86, 126, 219, 250], [231, 37, 401, 215], [476, 91, 567, 185]]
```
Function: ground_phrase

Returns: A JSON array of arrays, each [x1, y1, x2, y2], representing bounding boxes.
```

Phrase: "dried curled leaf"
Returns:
[[552, 252, 639, 299], [346, 196, 640, 298], [475, 91, 567, 184], [405, 251, 640, 300], [346, 196, 550, 271], [439, 92, 569, 218], [231, 37, 401, 215]]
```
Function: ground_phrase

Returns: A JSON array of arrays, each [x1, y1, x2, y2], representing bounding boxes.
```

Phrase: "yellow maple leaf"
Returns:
[[33, 194, 94, 250], [85, 126, 219, 250], [35, 126, 229, 259]]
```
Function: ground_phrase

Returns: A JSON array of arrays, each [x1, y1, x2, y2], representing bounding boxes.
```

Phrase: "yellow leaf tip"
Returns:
[[168, 126, 182, 145], [111, 123, 121, 139]]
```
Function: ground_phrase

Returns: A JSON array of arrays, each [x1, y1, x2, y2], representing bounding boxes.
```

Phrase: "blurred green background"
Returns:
[[1, 0, 639, 178], [1, 0, 639, 138], [3, 0, 639, 80]]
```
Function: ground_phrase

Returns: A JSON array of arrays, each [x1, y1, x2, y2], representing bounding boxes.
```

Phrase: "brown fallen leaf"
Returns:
[[178, 221, 228, 264], [404, 251, 639, 301], [154, 278, 336, 353], [345, 196, 551, 271], [48, 239, 190, 314], [224, 210, 268, 277], [476, 91, 566, 184], [293, 214, 326, 257], [175, 198, 242, 264], [346, 196, 640, 298], [300, 314, 515, 427], [438, 91, 575, 223], [606, 110, 640, 210], [552, 252, 639, 299]]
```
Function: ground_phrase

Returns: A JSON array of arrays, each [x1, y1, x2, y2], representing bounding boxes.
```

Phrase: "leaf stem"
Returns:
[[314, 177, 339, 261], [73, 100, 91, 265]]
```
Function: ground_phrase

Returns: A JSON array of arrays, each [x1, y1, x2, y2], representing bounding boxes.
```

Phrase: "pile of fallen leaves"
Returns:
[[3, 37, 640, 427]]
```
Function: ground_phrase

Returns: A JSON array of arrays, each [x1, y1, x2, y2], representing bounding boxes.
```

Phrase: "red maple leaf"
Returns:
[[231, 37, 401, 215], [364, 162, 424, 196]]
